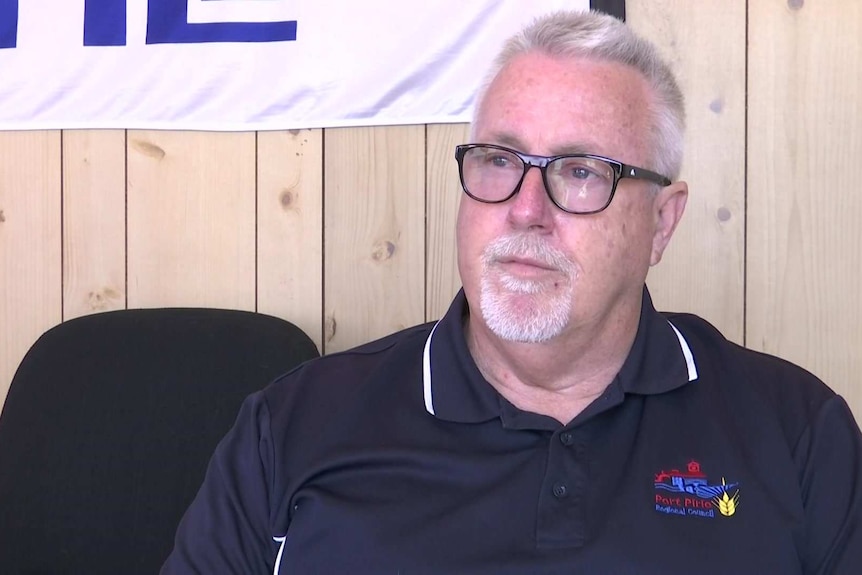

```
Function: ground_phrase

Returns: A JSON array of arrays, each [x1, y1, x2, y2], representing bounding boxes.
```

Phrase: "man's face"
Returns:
[[457, 52, 677, 343]]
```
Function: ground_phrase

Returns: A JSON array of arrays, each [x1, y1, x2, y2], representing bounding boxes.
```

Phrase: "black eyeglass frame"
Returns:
[[454, 143, 673, 215]]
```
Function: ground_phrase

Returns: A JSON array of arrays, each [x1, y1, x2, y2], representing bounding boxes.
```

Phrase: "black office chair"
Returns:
[[0, 308, 319, 574]]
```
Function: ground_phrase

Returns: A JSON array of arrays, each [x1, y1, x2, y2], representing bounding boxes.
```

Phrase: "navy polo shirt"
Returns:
[[162, 288, 862, 574]]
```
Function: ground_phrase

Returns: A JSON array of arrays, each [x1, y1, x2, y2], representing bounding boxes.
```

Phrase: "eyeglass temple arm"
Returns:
[[622, 164, 672, 187]]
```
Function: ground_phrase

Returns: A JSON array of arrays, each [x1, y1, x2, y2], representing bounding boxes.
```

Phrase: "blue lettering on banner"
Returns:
[[0, 0, 18, 49], [0, 0, 297, 49], [84, 0, 126, 46], [146, 0, 297, 45]]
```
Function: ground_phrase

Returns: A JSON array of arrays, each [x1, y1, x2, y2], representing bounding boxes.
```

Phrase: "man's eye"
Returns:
[[557, 159, 608, 181]]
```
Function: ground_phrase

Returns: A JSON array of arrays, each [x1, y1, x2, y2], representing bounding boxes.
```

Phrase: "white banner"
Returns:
[[0, 1, 587, 131]]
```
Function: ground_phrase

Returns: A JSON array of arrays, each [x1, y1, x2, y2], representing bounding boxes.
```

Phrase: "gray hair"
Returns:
[[472, 10, 686, 181]]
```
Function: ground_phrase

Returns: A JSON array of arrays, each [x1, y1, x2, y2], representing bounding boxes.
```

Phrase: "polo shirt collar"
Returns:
[[422, 287, 698, 424]]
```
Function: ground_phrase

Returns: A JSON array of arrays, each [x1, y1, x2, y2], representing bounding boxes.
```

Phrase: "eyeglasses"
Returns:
[[454, 144, 672, 215]]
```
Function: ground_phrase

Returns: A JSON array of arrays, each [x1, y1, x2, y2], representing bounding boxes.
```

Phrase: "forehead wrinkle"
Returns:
[[473, 131, 526, 150], [476, 130, 605, 158]]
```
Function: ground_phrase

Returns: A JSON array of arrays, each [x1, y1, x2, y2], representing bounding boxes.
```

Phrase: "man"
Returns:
[[162, 10, 862, 574]]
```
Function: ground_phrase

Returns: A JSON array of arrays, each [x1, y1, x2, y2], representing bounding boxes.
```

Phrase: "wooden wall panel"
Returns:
[[425, 123, 469, 321], [0, 131, 62, 409], [257, 129, 324, 351], [629, 0, 747, 343], [323, 126, 426, 353], [747, 0, 862, 416], [62, 130, 127, 319], [126, 131, 257, 310]]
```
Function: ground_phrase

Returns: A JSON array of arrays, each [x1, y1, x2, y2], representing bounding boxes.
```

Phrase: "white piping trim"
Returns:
[[422, 321, 442, 416], [273, 535, 287, 575], [667, 321, 698, 381]]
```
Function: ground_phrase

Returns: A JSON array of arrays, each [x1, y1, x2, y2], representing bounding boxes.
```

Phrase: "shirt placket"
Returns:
[[535, 428, 589, 548]]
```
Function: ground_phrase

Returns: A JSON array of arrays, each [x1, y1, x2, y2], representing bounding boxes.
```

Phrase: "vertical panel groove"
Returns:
[[60, 131, 66, 320], [124, 129, 129, 310], [321, 129, 327, 355], [423, 125, 429, 322], [742, 0, 749, 348], [254, 131, 259, 313]]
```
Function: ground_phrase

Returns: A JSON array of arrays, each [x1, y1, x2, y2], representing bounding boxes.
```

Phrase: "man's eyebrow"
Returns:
[[549, 144, 596, 156], [484, 133, 526, 150]]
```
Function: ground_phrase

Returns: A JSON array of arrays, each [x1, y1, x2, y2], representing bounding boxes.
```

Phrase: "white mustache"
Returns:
[[481, 233, 576, 275]]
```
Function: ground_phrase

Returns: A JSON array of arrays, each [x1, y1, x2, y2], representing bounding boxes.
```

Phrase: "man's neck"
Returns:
[[465, 295, 643, 425]]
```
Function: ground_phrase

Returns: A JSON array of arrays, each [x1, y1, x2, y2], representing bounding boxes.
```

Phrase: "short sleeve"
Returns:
[[794, 395, 862, 575]]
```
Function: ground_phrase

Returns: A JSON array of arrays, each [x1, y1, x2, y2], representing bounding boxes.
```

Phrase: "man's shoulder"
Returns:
[[661, 310, 836, 428], [312, 319, 436, 370], [662, 311, 824, 385], [260, 320, 436, 404]]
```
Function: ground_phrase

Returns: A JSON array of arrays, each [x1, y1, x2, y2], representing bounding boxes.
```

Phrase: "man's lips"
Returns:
[[496, 257, 559, 273]]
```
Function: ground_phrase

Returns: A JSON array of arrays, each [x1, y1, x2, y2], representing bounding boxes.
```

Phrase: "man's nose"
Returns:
[[506, 165, 554, 229]]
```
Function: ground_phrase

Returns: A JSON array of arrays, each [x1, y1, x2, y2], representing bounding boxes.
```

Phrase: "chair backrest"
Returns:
[[0, 308, 319, 575]]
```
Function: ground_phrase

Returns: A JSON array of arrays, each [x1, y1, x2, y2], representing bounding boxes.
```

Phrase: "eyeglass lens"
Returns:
[[460, 146, 616, 213]]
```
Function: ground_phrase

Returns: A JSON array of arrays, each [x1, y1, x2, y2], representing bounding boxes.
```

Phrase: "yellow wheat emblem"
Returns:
[[713, 477, 740, 517]]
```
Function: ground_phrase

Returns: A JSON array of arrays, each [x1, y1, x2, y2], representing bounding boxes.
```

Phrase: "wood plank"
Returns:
[[629, 0, 747, 343], [0, 131, 62, 409], [257, 129, 324, 351], [425, 123, 469, 321], [323, 126, 425, 353], [747, 0, 862, 416], [126, 131, 257, 311], [63, 130, 127, 319]]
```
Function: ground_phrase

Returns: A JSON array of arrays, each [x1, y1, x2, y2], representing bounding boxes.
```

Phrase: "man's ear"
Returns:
[[650, 181, 688, 266]]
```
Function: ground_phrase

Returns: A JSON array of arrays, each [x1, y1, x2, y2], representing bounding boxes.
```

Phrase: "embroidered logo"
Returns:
[[654, 460, 740, 519]]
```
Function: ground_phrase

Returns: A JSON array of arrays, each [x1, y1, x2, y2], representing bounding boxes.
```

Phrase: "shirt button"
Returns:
[[552, 482, 568, 498], [560, 432, 574, 446]]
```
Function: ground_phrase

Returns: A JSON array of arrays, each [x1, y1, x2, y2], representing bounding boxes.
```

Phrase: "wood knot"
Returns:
[[325, 315, 337, 343], [280, 188, 296, 209], [717, 207, 732, 222], [0, 209, 5, 223], [371, 240, 396, 262], [709, 98, 724, 114], [787, 0, 804, 9], [131, 140, 166, 160], [87, 288, 121, 311]]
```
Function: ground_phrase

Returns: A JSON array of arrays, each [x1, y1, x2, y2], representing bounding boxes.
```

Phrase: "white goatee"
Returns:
[[478, 233, 578, 343]]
